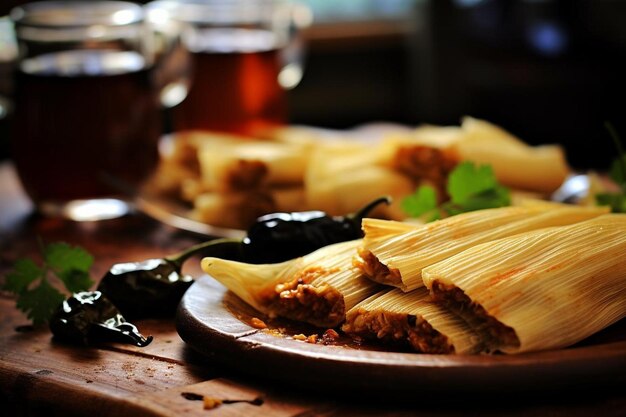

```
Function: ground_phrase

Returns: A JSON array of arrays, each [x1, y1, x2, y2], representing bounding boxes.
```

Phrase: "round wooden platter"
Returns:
[[176, 275, 626, 395]]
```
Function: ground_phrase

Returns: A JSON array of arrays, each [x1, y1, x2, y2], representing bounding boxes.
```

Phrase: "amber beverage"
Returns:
[[11, 50, 161, 202], [171, 29, 287, 135], [9, 1, 167, 219], [146, 0, 310, 136]]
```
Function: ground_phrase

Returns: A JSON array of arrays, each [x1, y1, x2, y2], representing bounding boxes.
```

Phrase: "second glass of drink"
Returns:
[[147, 0, 310, 135]]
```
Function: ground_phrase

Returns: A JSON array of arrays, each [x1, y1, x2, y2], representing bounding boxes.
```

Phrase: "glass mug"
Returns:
[[9, 1, 165, 220], [146, 0, 311, 135]]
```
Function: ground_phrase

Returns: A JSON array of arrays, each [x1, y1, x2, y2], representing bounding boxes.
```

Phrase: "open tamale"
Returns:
[[357, 204, 610, 291], [197, 138, 309, 192], [380, 117, 569, 194], [422, 214, 626, 354], [342, 288, 483, 354], [201, 239, 383, 328]]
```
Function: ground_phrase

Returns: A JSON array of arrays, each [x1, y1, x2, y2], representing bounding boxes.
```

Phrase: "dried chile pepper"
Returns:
[[49, 291, 152, 347], [96, 239, 242, 319], [97, 196, 391, 318], [240, 196, 392, 263]]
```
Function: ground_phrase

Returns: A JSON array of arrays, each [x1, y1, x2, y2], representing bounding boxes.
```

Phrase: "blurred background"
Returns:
[[1, 0, 625, 170]]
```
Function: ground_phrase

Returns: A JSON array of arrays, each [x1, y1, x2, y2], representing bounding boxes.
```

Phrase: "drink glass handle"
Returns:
[[146, 6, 192, 109], [278, 1, 312, 90]]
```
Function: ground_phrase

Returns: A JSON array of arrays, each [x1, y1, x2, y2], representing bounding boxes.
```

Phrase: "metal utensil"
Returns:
[[550, 174, 590, 204]]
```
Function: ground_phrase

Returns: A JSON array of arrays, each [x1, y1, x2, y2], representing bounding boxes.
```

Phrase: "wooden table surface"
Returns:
[[1, 160, 626, 417]]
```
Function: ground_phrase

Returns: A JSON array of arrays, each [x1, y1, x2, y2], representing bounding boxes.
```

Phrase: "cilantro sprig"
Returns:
[[2, 241, 94, 325], [595, 123, 626, 213], [402, 161, 511, 221]]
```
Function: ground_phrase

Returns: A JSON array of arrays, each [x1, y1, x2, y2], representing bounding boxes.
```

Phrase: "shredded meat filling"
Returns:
[[355, 249, 403, 287], [430, 280, 520, 351], [342, 308, 454, 354], [225, 160, 268, 190], [393, 145, 458, 201], [259, 267, 345, 328]]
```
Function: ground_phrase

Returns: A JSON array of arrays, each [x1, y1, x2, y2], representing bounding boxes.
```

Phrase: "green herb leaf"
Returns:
[[596, 193, 626, 213], [16, 280, 66, 326], [45, 242, 94, 292], [447, 186, 511, 214], [609, 155, 626, 189], [2, 241, 94, 325], [448, 162, 501, 205], [3, 258, 43, 294], [61, 269, 95, 294], [402, 161, 510, 221], [595, 122, 626, 212], [401, 186, 439, 219]]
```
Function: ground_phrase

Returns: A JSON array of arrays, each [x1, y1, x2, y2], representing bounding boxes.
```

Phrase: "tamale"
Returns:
[[453, 117, 569, 193], [201, 239, 383, 328], [342, 288, 483, 354], [377, 117, 569, 194], [356, 218, 422, 241], [189, 186, 307, 230], [422, 214, 626, 354], [358, 204, 609, 291], [191, 191, 275, 230], [378, 126, 461, 196], [197, 138, 309, 192], [305, 140, 415, 220]]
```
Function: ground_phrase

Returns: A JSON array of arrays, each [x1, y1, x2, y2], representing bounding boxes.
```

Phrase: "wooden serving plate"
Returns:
[[176, 275, 626, 395]]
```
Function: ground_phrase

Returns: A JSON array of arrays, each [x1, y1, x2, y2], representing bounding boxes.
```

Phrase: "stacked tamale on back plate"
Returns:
[[202, 202, 626, 355], [150, 117, 571, 230]]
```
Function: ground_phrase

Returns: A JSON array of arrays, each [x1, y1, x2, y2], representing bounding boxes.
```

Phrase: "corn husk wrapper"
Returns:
[[304, 140, 414, 220], [357, 218, 423, 241], [190, 191, 275, 230], [197, 139, 309, 192], [360, 204, 609, 291], [343, 288, 483, 354], [201, 239, 382, 328], [379, 117, 569, 194], [378, 125, 464, 169], [422, 214, 626, 354], [306, 165, 414, 221], [453, 117, 569, 194], [260, 125, 364, 149]]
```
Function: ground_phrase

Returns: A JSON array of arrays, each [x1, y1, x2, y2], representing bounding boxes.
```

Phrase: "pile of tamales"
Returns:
[[149, 117, 570, 229], [202, 201, 626, 355]]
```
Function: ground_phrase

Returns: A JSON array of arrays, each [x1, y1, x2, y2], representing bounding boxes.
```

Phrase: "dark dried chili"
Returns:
[[49, 291, 152, 347], [240, 196, 391, 263], [96, 239, 241, 319]]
